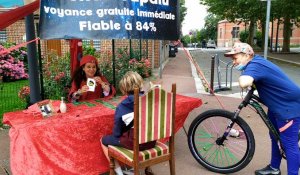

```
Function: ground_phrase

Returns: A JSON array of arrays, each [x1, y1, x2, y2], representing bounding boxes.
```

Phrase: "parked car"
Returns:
[[206, 40, 216, 49]]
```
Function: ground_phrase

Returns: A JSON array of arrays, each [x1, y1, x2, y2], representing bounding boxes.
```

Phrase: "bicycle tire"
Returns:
[[188, 109, 255, 174]]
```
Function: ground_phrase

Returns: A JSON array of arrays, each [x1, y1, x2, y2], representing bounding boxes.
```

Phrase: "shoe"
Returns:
[[255, 165, 281, 175], [145, 167, 154, 175], [229, 129, 240, 137], [122, 168, 134, 175]]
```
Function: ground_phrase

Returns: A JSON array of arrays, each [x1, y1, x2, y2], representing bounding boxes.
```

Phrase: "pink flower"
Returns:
[[18, 86, 30, 102], [129, 59, 137, 64]]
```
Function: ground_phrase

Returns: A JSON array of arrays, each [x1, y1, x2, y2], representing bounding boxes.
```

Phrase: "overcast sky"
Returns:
[[182, 0, 208, 35]]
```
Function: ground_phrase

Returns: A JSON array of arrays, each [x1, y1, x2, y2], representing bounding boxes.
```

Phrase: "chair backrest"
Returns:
[[137, 86, 174, 144]]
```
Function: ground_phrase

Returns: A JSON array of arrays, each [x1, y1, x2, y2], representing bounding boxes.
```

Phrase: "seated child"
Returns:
[[100, 71, 155, 175]]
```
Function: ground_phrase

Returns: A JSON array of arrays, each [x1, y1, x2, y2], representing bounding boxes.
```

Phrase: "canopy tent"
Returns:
[[0, 0, 39, 30]]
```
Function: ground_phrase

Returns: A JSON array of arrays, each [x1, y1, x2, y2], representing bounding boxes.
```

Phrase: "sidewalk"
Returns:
[[1, 48, 296, 175], [151, 49, 289, 174], [258, 51, 300, 66]]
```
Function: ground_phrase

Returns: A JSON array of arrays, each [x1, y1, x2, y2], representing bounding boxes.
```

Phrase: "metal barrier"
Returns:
[[211, 54, 234, 92], [210, 56, 215, 94], [225, 60, 234, 89]]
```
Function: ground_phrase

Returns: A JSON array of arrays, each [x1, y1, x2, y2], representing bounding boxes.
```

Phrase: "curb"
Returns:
[[267, 56, 300, 66]]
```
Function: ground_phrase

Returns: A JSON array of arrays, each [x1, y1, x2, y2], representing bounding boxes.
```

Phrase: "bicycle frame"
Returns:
[[231, 87, 284, 151], [187, 86, 294, 173], [248, 96, 281, 141], [217, 87, 282, 146]]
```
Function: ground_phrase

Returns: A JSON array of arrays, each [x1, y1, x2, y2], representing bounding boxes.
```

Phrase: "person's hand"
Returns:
[[94, 76, 103, 84], [80, 85, 89, 93], [94, 76, 110, 91], [102, 83, 110, 92]]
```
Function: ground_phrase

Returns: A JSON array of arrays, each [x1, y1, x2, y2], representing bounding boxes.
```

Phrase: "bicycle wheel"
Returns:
[[188, 109, 255, 174]]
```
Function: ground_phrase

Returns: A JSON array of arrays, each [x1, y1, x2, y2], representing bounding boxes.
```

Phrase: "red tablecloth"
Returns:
[[3, 95, 202, 175]]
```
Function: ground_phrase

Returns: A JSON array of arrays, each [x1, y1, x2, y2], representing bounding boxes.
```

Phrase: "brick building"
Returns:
[[217, 19, 300, 48]]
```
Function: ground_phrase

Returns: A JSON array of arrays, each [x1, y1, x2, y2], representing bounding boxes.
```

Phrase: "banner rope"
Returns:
[[179, 42, 226, 110], [0, 37, 40, 55]]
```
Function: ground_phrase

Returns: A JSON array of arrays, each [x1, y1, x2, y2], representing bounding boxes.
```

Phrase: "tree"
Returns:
[[200, 0, 300, 52], [199, 0, 266, 46], [204, 13, 221, 41], [272, 0, 300, 52], [179, 0, 187, 36], [199, 28, 208, 41], [239, 30, 249, 43], [181, 35, 191, 46]]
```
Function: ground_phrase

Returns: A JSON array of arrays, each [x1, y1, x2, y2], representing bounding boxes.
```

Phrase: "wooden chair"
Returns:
[[108, 84, 176, 175]]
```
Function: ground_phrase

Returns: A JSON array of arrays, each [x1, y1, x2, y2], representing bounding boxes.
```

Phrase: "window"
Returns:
[[0, 30, 7, 42], [82, 40, 101, 51], [231, 27, 240, 38], [92, 40, 101, 51], [219, 28, 222, 38]]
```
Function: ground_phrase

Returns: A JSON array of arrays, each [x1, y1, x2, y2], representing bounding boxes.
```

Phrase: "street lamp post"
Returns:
[[262, 0, 272, 59]]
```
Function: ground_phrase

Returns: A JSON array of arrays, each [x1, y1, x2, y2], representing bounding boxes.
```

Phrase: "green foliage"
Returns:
[[0, 80, 29, 127], [83, 44, 97, 56], [0, 42, 28, 81], [255, 31, 263, 48], [99, 48, 151, 92], [42, 52, 71, 100], [1, 42, 27, 63], [199, 29, 208, 42], [200, 0, 300, 51], [239, 30, 249, 43], [204, 13, 222, 41], [200, 0, 264, 23], [181, 35, 191, 46], [179, 0, 187, 28]]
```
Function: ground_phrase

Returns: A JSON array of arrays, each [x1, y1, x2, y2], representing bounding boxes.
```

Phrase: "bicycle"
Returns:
[[188, 86, 300, 174]]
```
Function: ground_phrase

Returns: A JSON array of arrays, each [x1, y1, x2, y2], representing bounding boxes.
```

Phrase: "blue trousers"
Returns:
[[268, 112, 300, 175]]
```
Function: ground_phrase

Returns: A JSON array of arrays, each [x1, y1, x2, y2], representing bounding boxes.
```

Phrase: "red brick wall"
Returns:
[[5, 17, 70, 57], [217, 20, 246, 47], [270, 19, 300, 46], [99, 39, 164, 68]]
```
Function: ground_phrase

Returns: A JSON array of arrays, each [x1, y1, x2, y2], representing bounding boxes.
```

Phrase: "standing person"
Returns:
[[68, 55, 115, 102], [100, 71, 155, 175], [225, 42, 300, 175]]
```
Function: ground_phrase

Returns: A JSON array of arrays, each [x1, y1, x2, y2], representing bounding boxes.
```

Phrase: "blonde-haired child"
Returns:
[[101, 71, 155, 175]]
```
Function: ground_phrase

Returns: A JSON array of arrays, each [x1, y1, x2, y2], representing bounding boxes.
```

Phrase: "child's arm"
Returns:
[[112, 108, 123, 137]]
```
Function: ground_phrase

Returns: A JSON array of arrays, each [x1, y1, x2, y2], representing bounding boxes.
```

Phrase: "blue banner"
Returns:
[[39, 0, 179, 40]]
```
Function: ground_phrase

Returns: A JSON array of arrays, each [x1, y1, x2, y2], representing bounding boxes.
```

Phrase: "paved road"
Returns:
[[190, 48, 300, 97]]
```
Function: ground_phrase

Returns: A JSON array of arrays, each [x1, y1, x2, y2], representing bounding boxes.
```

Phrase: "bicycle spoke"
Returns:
[[196, 128, 214, 138], [193, 116, 248, 167], [224, 147, 239, 164], [188, 110, 255, 173]]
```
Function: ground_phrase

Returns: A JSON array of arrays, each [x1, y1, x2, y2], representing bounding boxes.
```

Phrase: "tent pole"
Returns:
[[139, 38, 142, 60], [129, 39, 132, 58], [35, 22, 44, 100], [26, 14, 41, 103], [112, 39, 116, 90]]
